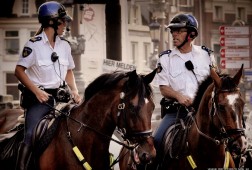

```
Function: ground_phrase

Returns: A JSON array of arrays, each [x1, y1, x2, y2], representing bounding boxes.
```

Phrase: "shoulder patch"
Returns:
[[60, 37, 70, 44], [159, 50, 172, 58], [201, 46, 213, 56], [29, 36, 42, 43], [22, 47, 32, 58]]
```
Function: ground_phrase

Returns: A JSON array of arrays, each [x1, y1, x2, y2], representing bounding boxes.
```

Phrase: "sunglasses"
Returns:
[[170, 28, 188, 34], [57, 19, 66, 25]]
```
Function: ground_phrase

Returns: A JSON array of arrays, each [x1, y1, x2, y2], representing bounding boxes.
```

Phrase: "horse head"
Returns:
[[210, 64, 247, 158], [117, 69, 157, 165]]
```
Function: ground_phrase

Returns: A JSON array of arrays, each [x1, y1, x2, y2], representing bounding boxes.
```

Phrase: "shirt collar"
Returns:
[[172, 45, 195, 56], [41, 31, 61, 44]]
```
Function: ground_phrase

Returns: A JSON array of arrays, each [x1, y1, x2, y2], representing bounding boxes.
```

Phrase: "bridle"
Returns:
[[113, 78, 154, 166], [187, 85, 246, 168], [190, 87, 245, 148], [210, 88, 245, 152], [116, 91, 153, 142], [210, 88, 245, 155]]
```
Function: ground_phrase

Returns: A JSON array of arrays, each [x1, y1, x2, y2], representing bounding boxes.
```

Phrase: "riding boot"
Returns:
[[15, 143, 31, 170]]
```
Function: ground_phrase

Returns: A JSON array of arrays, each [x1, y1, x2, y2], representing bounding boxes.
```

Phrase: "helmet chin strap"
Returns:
[[177, 32, 189, 49], [48, 18, 59, 42]]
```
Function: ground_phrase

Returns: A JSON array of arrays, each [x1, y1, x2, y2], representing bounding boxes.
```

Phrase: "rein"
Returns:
[[45, 102, 134, 150]]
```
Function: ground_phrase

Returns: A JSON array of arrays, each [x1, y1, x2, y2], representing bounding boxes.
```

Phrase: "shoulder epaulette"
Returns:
[[159, 50, 172, 58], [60, 37, 70, 44], [201, 46, 213, 56], [29, 36, 42, 43]]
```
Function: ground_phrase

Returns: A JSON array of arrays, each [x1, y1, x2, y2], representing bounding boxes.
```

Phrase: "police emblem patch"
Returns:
[[22, 47, 32, 58]]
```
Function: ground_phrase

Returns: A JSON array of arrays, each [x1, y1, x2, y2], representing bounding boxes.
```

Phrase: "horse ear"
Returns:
[[210, 65, 221, 88], [233, 64, 243, 86], [143, 68, 157, 84], [128, 70, 138, 86]]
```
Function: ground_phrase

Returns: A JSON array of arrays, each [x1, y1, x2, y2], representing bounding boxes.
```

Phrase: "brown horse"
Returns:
[[135, 65, 246, 170], [3, 70, 156, 170], [38, 69, 156, 170], [0, 69, 157, 170]]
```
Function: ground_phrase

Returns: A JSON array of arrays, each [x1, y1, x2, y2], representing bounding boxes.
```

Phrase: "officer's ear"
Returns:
[[189, 32, 196, 38]]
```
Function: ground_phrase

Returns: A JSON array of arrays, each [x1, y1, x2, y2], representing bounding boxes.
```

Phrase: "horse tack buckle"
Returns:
[[118, 103, 125, 110]]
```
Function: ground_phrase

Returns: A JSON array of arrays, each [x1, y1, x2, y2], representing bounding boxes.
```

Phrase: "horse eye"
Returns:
[[218, 105, 225, 112]]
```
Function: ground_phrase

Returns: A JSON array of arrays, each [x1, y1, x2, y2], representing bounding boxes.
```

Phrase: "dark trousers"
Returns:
[[16, 97, 54, 170], [23, 98, 54, 145]]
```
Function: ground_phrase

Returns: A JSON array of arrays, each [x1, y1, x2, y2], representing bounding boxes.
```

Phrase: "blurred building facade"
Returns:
[[0, 0, 252, 113]]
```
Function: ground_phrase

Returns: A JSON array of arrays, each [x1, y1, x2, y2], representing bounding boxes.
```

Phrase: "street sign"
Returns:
[[220, 37, 250, 47], [244, 69, 252, 82], [219, 26, 250, 35], [102, 59, 136, 72], [220, 59, 250, 69], [220, 48, 250, 58], [220, 59, 226, 69]]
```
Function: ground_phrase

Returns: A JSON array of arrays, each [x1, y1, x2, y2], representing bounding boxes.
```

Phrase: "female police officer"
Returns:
[[14, 1, 81, 169]]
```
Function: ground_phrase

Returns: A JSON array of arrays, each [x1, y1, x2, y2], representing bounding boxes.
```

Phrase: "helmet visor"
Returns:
[[62, 15, 72, 22], [167, 21, 187, 28]]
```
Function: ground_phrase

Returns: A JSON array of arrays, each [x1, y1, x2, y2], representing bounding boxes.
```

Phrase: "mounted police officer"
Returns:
[[152, 13, 217, 169], [15, 1, 81, 169]]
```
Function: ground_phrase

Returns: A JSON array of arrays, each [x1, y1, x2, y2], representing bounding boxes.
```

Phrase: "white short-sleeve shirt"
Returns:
[[154, 45, 216, 99], [17, 31, 75, 89]]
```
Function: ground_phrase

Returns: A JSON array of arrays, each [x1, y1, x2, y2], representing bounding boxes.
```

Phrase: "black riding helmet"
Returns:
[[38, 1, 72, 27], [168, 14, 198, 48], [37, 1, 72, 40]]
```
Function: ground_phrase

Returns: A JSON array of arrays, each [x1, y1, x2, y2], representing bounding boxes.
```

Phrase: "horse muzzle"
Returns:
[[134, 137, 156, 164], [229, 135, 247, 157]]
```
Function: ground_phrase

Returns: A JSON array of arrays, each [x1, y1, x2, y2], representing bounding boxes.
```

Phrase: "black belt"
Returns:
[[160, 98, 188, 113], [43, 88, 58, 97]]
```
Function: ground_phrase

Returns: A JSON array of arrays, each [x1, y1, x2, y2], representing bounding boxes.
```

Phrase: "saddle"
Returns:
[[0, 102, 75, 161], [162, 115, 193, 159], [32, 102, 76, 156]]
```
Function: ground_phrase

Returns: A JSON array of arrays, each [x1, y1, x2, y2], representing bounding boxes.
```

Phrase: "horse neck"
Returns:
[[191, 84, 227, 151], [78, 93, 119, 137]]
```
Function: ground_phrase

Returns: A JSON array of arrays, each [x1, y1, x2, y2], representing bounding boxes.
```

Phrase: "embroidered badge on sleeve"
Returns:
[[22, 47, 32, 58]]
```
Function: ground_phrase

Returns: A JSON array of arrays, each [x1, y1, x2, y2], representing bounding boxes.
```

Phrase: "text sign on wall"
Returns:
[[219, 26, 250, 35], [221, 59, 250, 69], [220, 48, 250, 58], [219, 37, 250, 47], [102, 59, 136, 72]]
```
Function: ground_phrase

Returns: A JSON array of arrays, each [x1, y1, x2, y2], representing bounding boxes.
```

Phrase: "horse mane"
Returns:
[[192, 75, 213, 112], [192, 72, 236, 112], [84, 71, 127, 101], [84, 71, 153, 104]]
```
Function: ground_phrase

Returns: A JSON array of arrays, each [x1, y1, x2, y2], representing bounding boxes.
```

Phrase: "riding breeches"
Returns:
[[23, 98, 54, 145]]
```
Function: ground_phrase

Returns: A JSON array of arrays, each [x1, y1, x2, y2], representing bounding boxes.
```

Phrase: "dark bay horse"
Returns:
[[0, 69, 157, 170], [144, 65, 246, 170]]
